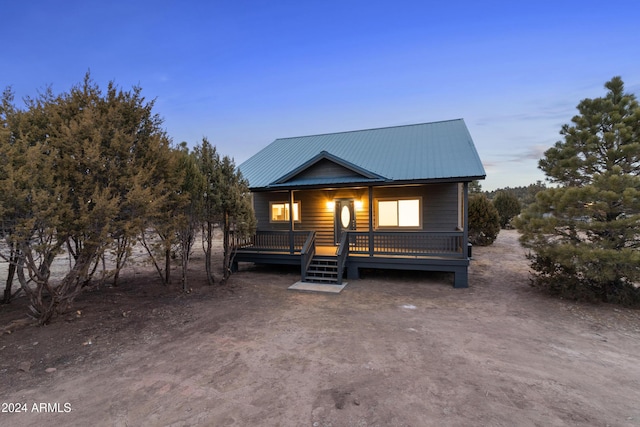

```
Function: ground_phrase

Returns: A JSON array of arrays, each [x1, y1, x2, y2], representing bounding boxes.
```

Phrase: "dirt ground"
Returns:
[[1, 230, 639, 427]]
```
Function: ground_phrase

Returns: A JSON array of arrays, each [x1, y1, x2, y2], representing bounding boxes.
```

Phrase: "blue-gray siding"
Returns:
[[253, 183, 459, 247]]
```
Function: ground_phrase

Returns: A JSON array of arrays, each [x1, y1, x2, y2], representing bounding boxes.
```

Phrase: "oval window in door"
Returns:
[[341, 205, 351, 228]]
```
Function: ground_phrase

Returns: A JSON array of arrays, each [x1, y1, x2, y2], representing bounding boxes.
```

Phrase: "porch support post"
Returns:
[[289, 189, 295, 253], [456, 181, 470, 288], [453, 266, 468, 288], [463, 182, 469, 258], [368, 186, 374, 256]]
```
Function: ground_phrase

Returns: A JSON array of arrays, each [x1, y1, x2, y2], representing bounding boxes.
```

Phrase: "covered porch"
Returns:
[[232, 229, 470, 288]]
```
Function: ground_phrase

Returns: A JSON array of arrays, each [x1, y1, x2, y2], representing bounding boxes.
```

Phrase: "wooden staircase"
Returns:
[[304, 256, 340, 284]]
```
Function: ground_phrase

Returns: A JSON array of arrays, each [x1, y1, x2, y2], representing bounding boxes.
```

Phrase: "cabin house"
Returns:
[[234, 119, 486, 288]]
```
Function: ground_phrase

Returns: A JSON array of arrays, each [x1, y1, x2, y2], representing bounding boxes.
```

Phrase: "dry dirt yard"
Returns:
[[1, 230, 639, 427]]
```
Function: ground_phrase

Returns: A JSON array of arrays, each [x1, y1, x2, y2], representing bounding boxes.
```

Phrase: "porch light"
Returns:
[[326, 201, 335, 211], [355, 200, 363, 211]]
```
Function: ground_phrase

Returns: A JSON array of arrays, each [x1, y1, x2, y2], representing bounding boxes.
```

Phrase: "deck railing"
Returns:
[[232, 230, 310, 253], [347, 231, 465, 258], [235, 230, 466, 258]]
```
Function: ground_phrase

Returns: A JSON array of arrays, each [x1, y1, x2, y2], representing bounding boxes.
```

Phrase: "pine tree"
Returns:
[[0, 87, 23, 303], [175, 144, 205, 292], [217, 155, 256, 283], [0, 74, 173, 322], [193, 138, 223, 285], [516, 77, 640, 305]]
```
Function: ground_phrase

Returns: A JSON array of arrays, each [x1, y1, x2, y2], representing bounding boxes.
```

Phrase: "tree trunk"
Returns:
[[16, 249, 55, 325], [112, 235, 130, 287], [181, 242, 189, 292], [54, 244, 101, 324], [204, 221, 214, 285], [164, 247, 171, 285], [1, 247, 18, 304], [139, 232, 170, 285], [222, 212, 231, 283]]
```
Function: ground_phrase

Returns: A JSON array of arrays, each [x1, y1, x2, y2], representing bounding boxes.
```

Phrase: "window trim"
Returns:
[[375, 197, 422, 229], [269, 201, 301, 223]]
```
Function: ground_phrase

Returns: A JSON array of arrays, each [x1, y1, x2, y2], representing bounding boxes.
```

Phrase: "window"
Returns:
[[270, 202, 300, 222], [377, 198, 421, 228]]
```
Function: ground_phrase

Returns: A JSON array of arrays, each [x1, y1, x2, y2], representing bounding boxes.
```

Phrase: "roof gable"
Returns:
[[270, 151, 386, 186], [239, 119, 486, 190]]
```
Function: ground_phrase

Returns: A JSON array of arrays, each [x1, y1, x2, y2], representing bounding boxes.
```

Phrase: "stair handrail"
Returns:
[[335, 232, 349, 285], [300, 231, 316, 281]]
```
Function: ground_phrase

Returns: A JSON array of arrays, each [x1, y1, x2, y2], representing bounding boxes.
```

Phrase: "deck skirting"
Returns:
[[232, 251, 469, 288], [345, 255, 469, 288]]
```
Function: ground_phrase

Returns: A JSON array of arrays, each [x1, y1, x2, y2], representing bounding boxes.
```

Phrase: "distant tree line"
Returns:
[[0, 74, 255, 324], [467, 182, 532, 246], [483, 181, 547, 208]]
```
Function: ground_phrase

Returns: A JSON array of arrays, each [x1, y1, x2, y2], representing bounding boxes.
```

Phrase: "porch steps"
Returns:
[[304, 256, 340, 284]]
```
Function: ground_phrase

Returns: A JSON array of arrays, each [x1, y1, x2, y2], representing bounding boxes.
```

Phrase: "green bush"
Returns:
[[525, 242, 640, 306], [468, 193, 500, 246], [492, 191, 521, 228]]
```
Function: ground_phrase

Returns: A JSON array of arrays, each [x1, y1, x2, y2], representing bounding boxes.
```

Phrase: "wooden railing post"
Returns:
[[368, 186, 374, 256], [463, 182, 469, 258], [300, 231, 316, 281], [336, 232, 349, 285], [289, 190, 295, 254]]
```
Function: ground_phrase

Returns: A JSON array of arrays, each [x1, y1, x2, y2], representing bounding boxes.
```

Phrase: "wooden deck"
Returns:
[[232, 230, 470, 288]]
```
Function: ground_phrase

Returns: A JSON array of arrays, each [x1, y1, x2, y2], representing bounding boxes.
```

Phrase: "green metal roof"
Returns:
[[239, 119, 486, 190]]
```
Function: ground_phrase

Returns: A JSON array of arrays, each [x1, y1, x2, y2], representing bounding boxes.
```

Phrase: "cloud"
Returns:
[[481, 160, 500, 170], [518, 144, 548, 161], [474, 101, 576, 127], [492, 144, 548, 164]]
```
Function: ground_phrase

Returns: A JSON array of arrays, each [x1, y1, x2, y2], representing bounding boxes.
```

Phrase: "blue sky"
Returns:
[[2, 1, 639, 191]]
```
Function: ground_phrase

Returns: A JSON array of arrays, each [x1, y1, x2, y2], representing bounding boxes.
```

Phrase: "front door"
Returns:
[[335, 199, 356, 244]]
